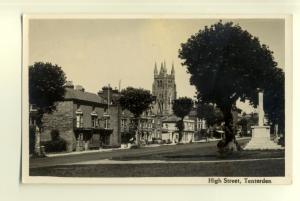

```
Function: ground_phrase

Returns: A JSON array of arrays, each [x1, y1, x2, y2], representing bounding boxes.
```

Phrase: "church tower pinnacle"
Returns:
[[154, 62, 158, 77], [159, 62, 164, 75], [171, 61, 175, 76]]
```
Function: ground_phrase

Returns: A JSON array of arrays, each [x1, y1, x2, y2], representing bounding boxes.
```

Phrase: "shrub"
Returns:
[[50, 129, 60, 141], [43, 130, 66, 153], [43, 138, 66, 153]]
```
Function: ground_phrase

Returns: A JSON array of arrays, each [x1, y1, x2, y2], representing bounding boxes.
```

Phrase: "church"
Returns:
[[152, 61, 177, 116], [151, 61, 205, 143]]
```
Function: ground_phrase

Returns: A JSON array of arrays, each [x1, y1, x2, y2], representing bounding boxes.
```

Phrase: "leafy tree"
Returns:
[[197, 103, 224, 127], [264, 68, 285, 134], [119, 87, 155, 145], [179, 21, 284, 150], [172, 97, 193, 142], [29, 62, 66, 156]]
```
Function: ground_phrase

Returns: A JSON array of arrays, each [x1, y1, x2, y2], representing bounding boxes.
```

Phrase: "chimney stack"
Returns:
[[75, 85, 85, 92]]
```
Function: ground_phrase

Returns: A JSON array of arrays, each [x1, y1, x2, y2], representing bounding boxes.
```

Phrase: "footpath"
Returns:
[[46, 137, 251, 158]]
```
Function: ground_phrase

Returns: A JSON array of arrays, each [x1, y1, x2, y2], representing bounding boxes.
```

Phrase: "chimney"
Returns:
[[75, 85, 85, 92], [65, 81, 74, 89]]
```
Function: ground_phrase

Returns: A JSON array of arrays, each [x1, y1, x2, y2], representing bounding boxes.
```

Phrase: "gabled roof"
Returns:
[[64, 88, 107, 104]]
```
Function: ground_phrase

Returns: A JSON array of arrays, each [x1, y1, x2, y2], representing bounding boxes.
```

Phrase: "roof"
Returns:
[[162, 115, 195, 123], [162, 115, 180, 123], [189, 109, 197, 117], [64, 88, 107, 104]]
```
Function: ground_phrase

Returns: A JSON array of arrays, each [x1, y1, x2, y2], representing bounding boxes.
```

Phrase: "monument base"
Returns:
[[244, 126, 283, 150]]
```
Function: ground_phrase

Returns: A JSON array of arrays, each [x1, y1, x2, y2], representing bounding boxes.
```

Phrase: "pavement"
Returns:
[[70, 157, 284, 165], [44, 137, 231, 158]]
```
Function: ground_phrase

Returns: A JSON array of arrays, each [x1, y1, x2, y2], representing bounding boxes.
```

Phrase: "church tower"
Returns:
[[152, 61, 177, 115]]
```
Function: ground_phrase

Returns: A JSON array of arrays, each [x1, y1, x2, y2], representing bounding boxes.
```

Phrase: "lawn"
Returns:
[[30, 149, 285, 177]]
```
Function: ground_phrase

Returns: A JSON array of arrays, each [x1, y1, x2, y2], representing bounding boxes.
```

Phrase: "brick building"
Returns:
[[40, 82, 121, 152]]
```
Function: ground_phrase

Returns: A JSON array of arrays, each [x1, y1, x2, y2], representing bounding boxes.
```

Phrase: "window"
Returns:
[[104, 119, 110, 129], [91, 116, 97, 128], [76, 113, 83, 128], [121, 119, 126, 128], [91, 110, 98, 128]]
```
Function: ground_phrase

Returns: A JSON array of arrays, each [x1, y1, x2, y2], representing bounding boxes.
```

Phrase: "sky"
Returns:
[[29, 18, 285, 113]]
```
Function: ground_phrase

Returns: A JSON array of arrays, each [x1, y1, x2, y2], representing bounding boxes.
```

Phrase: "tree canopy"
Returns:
[[119, 87, 155, 145], [119, 87, 155, 118], [172, 97, 194, 119], [29, 62, 66, 114], [172, 97, 193, 142], [264, 68, 285, 133], [179, 21, 284, 146], [197, 103, 223, 127], [29, 62, 67, 156]]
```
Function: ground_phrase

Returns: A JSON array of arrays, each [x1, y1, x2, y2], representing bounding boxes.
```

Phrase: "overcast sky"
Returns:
[[29, 18, 285, 113]]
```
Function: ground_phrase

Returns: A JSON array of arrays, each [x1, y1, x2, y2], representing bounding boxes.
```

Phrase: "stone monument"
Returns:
[[244, 90, 283, 150]]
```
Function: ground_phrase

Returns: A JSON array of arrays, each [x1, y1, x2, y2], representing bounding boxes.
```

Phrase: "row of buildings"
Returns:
[[30, 62, 207, 153]]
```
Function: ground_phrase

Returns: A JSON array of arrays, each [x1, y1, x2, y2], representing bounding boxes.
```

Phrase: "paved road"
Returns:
[[30, 139, 249, 168]]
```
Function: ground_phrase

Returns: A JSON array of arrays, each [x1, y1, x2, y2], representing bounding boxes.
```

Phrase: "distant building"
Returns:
[[161, 115, 195, 143], [188, 108, 207, 141], [188, 108, 207, 131], [150, 61, 208, 142], [152, 61, 177, 116], [40, 82, 121, 152], [120, 108, 157, 143]]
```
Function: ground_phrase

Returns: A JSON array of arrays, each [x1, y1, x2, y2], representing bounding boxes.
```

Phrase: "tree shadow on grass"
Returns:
[[112, 150, 284, 161]]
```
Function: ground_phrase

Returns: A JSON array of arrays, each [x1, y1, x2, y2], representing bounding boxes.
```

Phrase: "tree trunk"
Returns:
[[33, 110, 46, 157], [218, 105, 240, 154], [177, 119, 184, 143]]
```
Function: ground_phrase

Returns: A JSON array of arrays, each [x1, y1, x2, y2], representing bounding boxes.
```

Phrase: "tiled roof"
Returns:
[[64, 88, 107, 104]]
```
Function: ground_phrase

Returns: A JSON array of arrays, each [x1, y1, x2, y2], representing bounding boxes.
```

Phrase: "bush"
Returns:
[[43, 130, 66, 153], [50, 129, 60, 141], [121, 131, 135, 144], [43, 138, 66, 153]]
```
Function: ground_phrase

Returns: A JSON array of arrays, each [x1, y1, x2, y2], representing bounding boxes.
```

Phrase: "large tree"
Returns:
[[119, 87, 155, 145], [179, 21, 284, 151], [29, 62, 66, 156], [197, 103, 223, 127], [172, 97, 193, 142], [264, 68, 285, 134]]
